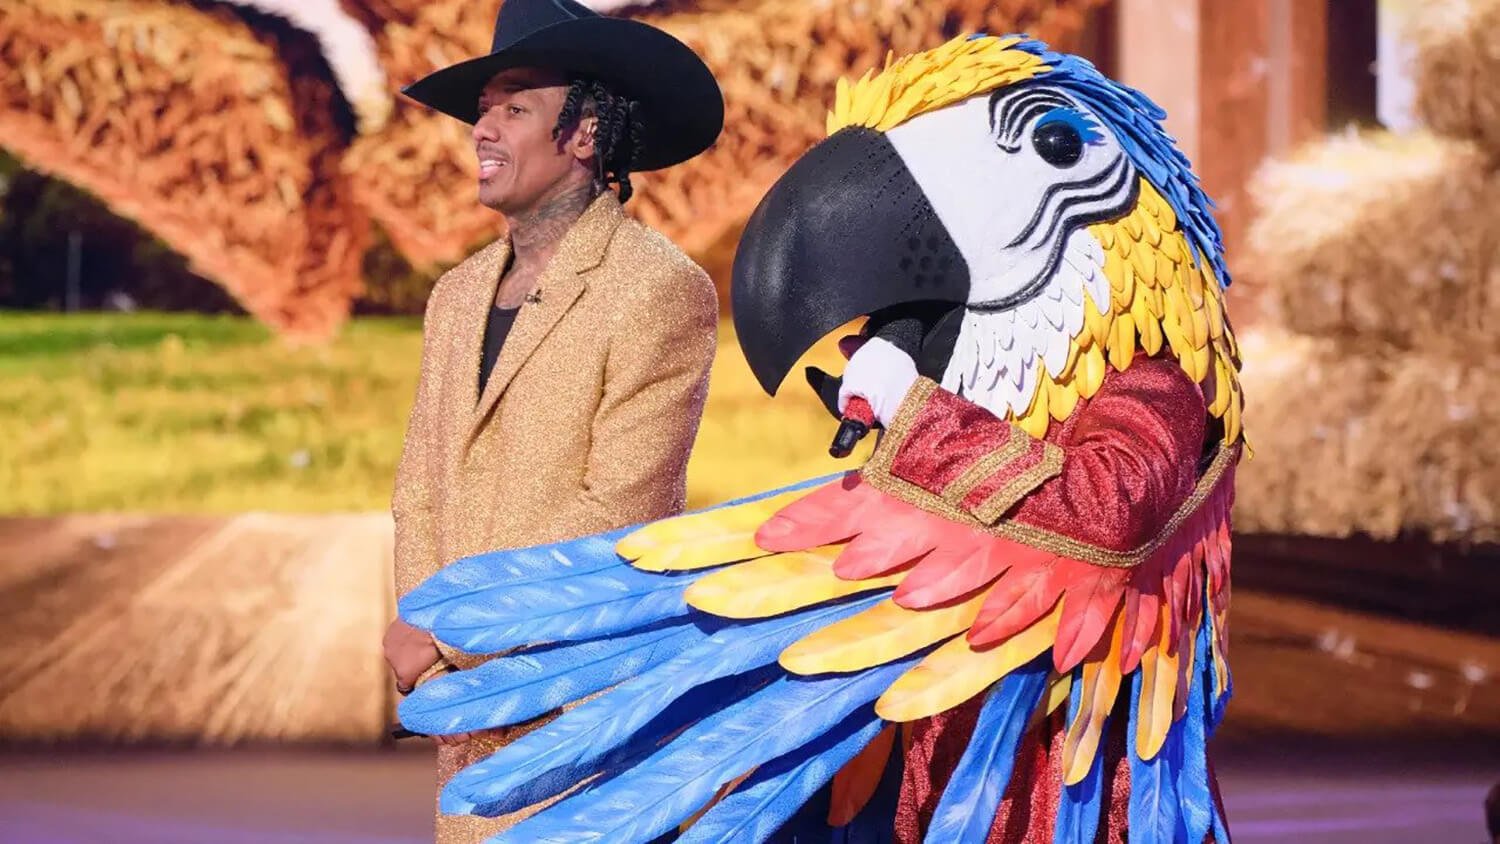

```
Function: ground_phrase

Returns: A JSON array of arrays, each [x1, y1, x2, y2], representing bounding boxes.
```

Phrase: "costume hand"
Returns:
[[383, 617, 440, 692], [837, 336, 918, 427]]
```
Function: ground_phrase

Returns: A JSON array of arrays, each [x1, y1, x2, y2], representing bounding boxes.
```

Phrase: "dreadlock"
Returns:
[[552, 78, 645, 203]]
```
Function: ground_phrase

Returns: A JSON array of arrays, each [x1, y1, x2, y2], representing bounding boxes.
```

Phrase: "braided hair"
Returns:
[[552, 78, 645, 203]]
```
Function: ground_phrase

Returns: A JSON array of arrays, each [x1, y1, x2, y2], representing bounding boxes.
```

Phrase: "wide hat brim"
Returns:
[[400, 16, 723, 172]]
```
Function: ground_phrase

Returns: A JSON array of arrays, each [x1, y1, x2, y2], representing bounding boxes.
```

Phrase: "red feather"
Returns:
[[968, 561, 1063, 648], [1052, 566, 1130, 672], [831, 505, 961, 579], [755, 474, 872, 552], [1122, 562, 1164, 673], [893, 533, 1046, 609]]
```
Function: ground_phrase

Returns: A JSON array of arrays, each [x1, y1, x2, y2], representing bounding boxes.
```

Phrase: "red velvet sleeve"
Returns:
[[868, 356, 1207, 554]]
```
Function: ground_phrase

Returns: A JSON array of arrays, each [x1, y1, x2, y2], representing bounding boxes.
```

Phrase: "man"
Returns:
[[379, 0, 722, 839]]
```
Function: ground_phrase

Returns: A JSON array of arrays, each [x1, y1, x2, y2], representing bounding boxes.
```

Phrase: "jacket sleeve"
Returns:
[[869, 356, 1207, 553], [391, 282, 448, 598], [544, 262, 719, 537]]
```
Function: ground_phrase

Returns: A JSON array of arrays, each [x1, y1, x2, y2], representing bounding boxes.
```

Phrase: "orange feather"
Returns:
[[827, 725, 896, 825]]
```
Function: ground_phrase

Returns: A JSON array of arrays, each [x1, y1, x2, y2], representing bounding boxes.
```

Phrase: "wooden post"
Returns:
[[1113, 0, 1328, 319]]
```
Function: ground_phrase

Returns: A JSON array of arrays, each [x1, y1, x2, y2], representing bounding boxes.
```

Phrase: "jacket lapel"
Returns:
[[460, 238, 512, 412], [468, 193, 623, 439]]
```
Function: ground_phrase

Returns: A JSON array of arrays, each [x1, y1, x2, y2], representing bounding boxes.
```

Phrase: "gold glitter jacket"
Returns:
[[392, 191, 718, 630]]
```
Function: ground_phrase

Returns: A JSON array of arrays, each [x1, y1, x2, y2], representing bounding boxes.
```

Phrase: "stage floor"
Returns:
[[0, 740, 1491, 843]]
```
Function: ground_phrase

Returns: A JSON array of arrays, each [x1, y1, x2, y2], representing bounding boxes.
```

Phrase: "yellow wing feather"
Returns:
[[1061, 609, 1127, 785], [1135, 601, 1179, 759], [875, 602, 1063, 722], [684, 547, 903, 619], [782, 593, 986, 677], [619, 486, 813, 571]]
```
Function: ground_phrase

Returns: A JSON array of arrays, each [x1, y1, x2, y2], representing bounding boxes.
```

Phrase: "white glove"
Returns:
[[837, 337, 919, 427]]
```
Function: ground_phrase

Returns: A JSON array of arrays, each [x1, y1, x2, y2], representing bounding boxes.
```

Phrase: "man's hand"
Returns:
[[383, 617, 441, 693]]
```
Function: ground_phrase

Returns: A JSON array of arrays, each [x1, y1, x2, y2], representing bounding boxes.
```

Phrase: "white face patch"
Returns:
[[884, 86, 1134, 310]]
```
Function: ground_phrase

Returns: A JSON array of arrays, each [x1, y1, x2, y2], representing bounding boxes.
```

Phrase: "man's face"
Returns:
[[472, 67, 595, 215]]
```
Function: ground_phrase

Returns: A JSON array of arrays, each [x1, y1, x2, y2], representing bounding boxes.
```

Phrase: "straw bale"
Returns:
[[351, 0, 1110, 267], [1234, 328, 1500, 543], [1246, 130, 1500, 352], [1411, 0, 1500, 157], [0, 0, 369, 339]]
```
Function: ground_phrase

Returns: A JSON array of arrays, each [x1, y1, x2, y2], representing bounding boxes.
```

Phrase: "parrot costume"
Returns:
[[398, 33, 1244, 844]]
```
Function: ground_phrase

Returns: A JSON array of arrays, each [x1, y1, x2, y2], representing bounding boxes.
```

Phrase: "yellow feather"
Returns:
[[1079, 344, 1107, 398], [1154, 249, 1177, 291], [1062, 611, 1126, 785], [1207, 353, 1232, 418], [781, 593, 986, 676], [1124, 210, 1143, 240], [1152, 186, 1178, 230], [1058, 337, 1082, 381], [876, 602, 1063, 722], [1108, 312, 1136, 372], [1225, 389, 1243, 443], [1136, 603, 1178, 759], [1138, 308, 1164, 356], [1046, 671, 1074, 716], [685, 547, 902, 619], [621, 486, 815, 571], [1129, 235, 1155, 282], [1048, 376, 1079, 421], [1082, 296, 1110, 350], [1140, 204, 1163, 247], [1189, 342, 1212, 385], [1094, 223, 1115, 250]]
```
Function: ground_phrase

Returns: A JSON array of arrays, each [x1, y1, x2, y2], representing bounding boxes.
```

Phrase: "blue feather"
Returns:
[[426, 564, 705, 654], [1127, 669, 1186, 843], [1011, 37, 1231, 289], [1054, 671, 1107, 844], [445, 595, 886, 811], [926, 656, 1050, 843], [444, 668, 779, 817], [1175, 613, 1215, 844], [399, 619, 706, 736], [401, 473, 843, 630], [399, 527, 634, 628], [678, 706, 886, 844], [492, 655, 921, 844]]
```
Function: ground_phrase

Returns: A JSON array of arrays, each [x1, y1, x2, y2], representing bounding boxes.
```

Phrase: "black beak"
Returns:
[[731, 127, 970, 395]]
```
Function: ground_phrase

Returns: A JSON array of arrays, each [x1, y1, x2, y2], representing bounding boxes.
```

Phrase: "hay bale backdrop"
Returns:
[[1246, 131, 1500, 352], [1234, 328, 1500, 543], [1412, 0, 1500, 159], [1, 0, 1108, 334], [0, 0, 369, 338], [344, 0, 1113, 272]]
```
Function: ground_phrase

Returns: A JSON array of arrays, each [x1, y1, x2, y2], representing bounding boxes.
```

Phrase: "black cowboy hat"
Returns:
[[400, 0, 723, 172]]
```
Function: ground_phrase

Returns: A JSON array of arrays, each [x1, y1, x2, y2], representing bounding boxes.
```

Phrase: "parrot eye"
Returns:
[[1029, 106, 1101, 168], [1032, 121, 1084, 168]]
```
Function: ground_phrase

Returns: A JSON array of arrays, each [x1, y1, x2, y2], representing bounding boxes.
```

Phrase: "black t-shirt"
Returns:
[[477, 304, 520, 397]]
